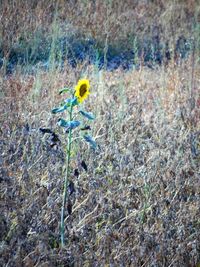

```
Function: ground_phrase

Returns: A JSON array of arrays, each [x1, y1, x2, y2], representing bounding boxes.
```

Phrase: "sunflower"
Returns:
[[75, 79, 90, 103]]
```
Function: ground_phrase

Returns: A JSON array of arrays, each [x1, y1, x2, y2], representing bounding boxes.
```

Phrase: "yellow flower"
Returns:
[[75, 79, 90, 103]]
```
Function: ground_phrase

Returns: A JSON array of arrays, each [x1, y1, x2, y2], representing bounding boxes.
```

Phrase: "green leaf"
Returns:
[[58, 119, 81, 129], [79, 110, 95, 120], [52, 105, 67, 114], [83, 134, 97, 149], [59, 88, 70, 95], [64, 98, 78, 107]]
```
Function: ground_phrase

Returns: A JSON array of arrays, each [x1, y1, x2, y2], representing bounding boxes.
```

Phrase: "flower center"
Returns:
[[79, 84, 87, 97]]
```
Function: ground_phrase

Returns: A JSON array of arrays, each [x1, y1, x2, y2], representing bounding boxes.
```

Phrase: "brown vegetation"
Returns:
[[0, 1, 200, 266]]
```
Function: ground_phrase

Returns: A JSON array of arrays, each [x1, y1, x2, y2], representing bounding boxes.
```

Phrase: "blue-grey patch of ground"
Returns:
[[0, 35, 192, 74]]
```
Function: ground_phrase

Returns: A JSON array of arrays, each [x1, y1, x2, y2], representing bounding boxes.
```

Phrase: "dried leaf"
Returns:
[[68, 180, 75, 195], [67, 199, 72, 215], [80, 125, 91, 131], [74, 169, 79, 177], [39, 128, 53, 134], [81, 160, 88, 172]]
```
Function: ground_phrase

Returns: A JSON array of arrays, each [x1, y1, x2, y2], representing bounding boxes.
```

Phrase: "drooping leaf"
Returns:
[[59, 88, 70, 95], [58, 119, 81, 129], [69, 121, 81, 129], [52, 105, 67, 114], [81, 160, 88, 172], [58, 118, 68, 127], [79, 110, 95, 120], [83, 134, 97, 149]]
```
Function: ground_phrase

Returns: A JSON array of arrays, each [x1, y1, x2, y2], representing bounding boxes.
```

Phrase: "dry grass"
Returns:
[[1, 0, 200, 58], [1, 59, 200, 266], [1, 1, 200, 266]]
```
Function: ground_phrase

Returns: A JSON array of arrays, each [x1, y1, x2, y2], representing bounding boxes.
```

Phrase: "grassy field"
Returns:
[[1, 1, 200, 266]]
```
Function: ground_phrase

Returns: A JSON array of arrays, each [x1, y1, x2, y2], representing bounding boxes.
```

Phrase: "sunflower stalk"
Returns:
[[50, 79, 95, 247], [60, 102, 73, 247]]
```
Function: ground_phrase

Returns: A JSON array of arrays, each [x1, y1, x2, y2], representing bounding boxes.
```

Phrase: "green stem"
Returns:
[[60, 103, 73, 247]]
